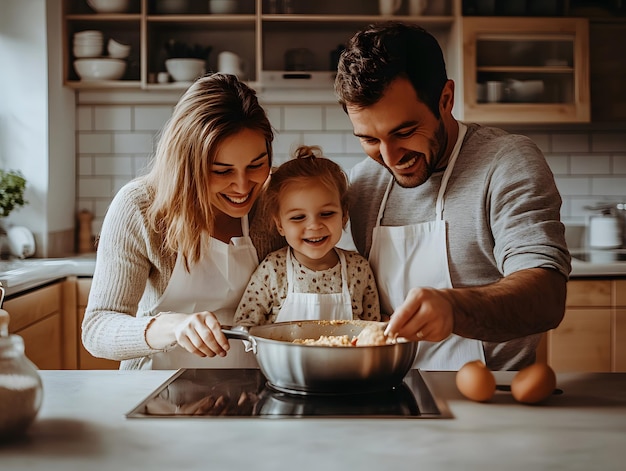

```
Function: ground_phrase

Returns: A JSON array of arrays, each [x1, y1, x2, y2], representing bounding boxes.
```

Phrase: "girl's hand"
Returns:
[[173, 311, 230, 358]]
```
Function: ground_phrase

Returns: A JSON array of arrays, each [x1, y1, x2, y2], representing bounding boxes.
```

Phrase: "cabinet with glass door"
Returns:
[[461, 17, 590, 123]]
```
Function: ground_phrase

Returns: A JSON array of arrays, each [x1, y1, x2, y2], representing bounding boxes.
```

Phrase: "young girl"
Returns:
[[234, 145, 380, 325]]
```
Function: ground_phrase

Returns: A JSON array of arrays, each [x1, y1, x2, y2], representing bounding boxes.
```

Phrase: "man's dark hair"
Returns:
[[335, 21, 448, 118]]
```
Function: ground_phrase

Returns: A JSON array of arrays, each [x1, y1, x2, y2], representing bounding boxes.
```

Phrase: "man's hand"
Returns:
[[384, 287, 454, 342]]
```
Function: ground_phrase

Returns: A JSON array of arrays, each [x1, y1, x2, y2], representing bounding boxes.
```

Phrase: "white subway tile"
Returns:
[[95, 199, 113, 219], [94, 106, 132, 131], [570, 155, 610, 174], [283, 106, 323, 131], [78, 177, 112, 198], [551, 133, 589, 153], [324, 106, 353, 131], [78, 133, 113, 154], [113, 176, 133, 194], [591, 177, 626, 196], [302, 133, 343, 153], [554, 176, 590, 196], [265, 106, 282, 131], [592, 132, 626, 152], [94, 155, 134, 176], [345, 133, 364, 154], [273, 131, 303, 157], [544, 155, 568, 175], [328, 154, 367, 171], [77, 106, 93, 131], [613, 154, 626, 174], [134, 105, 173, 131], [133, 155, 152, 177], [113, 133, 156, 154], [78, 156, 93, 176]]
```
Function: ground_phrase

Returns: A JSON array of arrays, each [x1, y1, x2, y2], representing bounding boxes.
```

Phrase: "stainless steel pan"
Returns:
[[223, 320, 418, 395]]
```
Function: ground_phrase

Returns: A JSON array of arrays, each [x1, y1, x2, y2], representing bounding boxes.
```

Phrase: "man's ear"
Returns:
[[274, 216, 285, 236], [439, 79, 455, 114]]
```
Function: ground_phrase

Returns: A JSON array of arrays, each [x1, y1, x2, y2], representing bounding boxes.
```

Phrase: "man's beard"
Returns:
[[382, 120, 448, 189]]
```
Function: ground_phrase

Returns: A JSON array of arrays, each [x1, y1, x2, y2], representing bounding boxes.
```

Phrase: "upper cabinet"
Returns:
[[461, 17, 590, 123], [62, 0, 458, 91], [62, 0, 595, 124]]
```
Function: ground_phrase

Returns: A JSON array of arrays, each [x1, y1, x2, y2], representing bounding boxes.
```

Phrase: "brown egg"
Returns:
[[455, 360, 496, 402], [511, 363, 557, 404]]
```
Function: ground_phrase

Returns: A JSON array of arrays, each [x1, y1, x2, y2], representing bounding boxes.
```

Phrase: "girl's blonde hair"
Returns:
[[266, 145, 349, 224], [143, 74, 274, 268]]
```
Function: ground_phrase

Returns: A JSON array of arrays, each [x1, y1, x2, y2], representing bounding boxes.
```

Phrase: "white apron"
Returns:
[[368, 123, 485, 370], [145, 216, 260, 369], [274, 248, 353, 322]]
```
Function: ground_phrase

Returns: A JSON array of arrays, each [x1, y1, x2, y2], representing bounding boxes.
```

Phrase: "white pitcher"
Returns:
[[379, 0, 402, 15], [217, 51, 245, 78]]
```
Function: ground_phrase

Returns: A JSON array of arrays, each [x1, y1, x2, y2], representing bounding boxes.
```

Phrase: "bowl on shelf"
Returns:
[[165, 58, 206, 82], [74, 58, 127, 81], [73, 30, 104, 58], [86, 0, 131, 13], [208, 0, 238, 14], [107, 38, 131, 59], [505, 80, 545, 103]]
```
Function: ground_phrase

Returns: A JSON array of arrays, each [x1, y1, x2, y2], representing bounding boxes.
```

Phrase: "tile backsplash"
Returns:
[[76, 100, 626, 245]]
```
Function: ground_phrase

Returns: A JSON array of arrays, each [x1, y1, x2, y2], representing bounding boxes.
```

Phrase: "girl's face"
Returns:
[[274, 179, 346, 270], [209, 128, 270, 219]]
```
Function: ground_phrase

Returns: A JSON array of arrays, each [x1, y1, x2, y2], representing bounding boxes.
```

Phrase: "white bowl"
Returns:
[[73, 43, 103, 58], [165, 58, 206, 82], [74, 58, 126, 81], [505, 80, 545, 103], [208, 0, 238, 14], [86, 0, 130, 13], [107, 38, 131, 59]]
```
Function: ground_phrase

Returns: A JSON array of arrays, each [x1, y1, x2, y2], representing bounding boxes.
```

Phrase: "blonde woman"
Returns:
[[82, 74, 283, 369]]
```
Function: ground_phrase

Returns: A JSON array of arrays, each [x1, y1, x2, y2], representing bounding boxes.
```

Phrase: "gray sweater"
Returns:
[[348, 123, 571, 370]]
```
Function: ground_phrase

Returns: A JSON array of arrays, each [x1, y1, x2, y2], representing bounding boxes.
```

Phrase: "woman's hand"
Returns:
[[173, 312, 230, 357], [146, 311, 230, 357]]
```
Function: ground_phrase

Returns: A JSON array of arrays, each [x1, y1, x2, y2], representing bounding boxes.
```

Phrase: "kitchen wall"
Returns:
[[76, 92, 626, 250]]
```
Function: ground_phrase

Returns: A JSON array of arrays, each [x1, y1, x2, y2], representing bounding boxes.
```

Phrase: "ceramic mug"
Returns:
[[408, 0, 429, 15], [217, 51, 245, 78], [379, 0, 401, 15], [486, 81, 504, 103]]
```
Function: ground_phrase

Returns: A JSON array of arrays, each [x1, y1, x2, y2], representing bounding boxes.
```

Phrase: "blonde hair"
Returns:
[[143, 74, 274, 268], [266, 145, 349, 223]]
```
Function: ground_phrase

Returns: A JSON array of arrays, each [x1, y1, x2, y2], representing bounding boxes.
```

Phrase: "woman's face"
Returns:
[[274, 179, 345, 270], [209, 128, 270, 219]]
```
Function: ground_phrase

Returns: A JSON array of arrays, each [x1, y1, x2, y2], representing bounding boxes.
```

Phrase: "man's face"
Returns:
[[346, 77, 451, 188]]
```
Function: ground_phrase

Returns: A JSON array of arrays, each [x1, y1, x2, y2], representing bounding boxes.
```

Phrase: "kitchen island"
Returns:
[[1, 370, 624, 470]]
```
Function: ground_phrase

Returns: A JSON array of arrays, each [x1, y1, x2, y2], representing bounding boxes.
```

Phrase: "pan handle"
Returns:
[[222, 326, 257, 354]]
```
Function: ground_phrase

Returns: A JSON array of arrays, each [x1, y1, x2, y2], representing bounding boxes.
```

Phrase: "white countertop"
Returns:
[[1, 370, 624, 471]]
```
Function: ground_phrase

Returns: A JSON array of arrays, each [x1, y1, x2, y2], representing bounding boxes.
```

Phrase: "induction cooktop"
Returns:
[[126, 369, 452, 419]]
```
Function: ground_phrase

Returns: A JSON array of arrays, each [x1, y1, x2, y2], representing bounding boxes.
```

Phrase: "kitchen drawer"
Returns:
[[565, 280, 611, 307]]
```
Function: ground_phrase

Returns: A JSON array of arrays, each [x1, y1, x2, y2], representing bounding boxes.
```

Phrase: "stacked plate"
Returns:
[[73, 30, 104, 58]]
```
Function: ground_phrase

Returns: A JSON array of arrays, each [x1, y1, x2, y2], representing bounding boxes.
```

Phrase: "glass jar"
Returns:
[[0, 325, 43, 440]]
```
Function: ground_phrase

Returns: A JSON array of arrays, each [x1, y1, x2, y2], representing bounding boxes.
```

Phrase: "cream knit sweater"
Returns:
[[81, 179, 285, 370]]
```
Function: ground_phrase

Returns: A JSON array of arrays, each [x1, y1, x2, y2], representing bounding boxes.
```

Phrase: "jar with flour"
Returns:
[[0, 291, 43, 441]]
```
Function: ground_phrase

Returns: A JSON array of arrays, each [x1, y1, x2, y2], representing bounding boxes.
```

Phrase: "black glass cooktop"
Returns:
[[126, 369, 452, 419]]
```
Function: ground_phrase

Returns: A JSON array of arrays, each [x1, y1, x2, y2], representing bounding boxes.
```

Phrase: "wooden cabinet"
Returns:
[[62, 0, 459, 90], [5, 282, 65, 370], [546, 279, 626, 373], [76, 278, 119, 369], [4, 277, 119, 370], [461, 17, 590, 123], [589, 19, 626, 122]]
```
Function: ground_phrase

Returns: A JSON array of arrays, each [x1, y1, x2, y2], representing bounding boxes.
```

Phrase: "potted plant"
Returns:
[[0, 169, 27, 219], [163, 40, 212, 82]]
